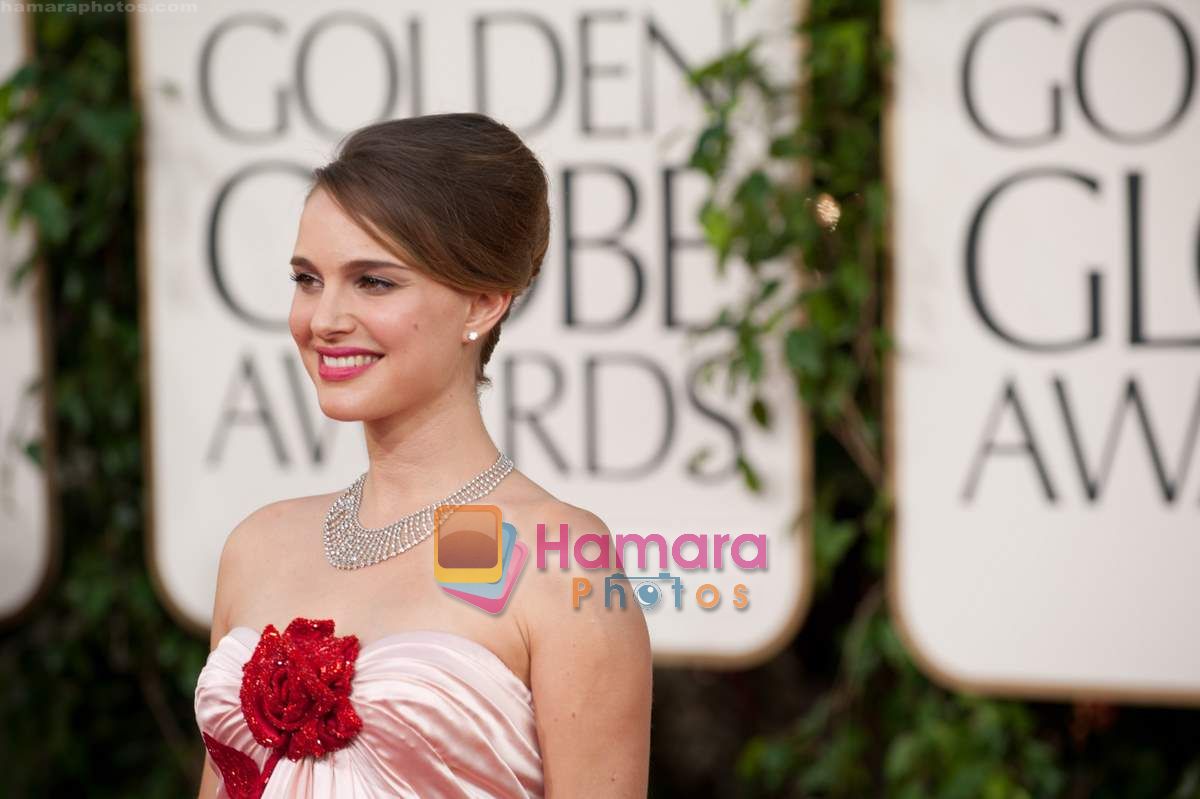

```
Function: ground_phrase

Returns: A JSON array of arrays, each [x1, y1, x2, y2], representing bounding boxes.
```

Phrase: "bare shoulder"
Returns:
[[514, 496, 653, 796], [210, 491, 339, 641], [512, 494, 651, 655], [222, 492, 337, 558]]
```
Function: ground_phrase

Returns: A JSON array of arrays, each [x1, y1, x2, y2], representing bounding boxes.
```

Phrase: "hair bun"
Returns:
[[311, 112, 549, 387], [525, 227, 548, 290]]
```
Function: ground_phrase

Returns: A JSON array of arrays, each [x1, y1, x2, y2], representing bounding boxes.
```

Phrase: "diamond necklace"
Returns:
[[323, 452, 514, 570]]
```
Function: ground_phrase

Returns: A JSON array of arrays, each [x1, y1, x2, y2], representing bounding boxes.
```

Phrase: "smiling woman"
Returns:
[[303, 112, 548, 389], [193, 113, 653, 799]]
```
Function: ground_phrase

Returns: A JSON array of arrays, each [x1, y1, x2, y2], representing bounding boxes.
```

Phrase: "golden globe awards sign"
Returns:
[[0, 10, 55, 626], [890, 0, 1200, 702], [134, 0, 809, 666]]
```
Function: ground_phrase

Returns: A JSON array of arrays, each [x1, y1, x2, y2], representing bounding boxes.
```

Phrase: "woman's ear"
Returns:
[[464, 290, 513, 339]]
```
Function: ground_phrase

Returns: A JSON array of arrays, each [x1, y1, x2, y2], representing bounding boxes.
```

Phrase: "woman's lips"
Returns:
[[317, 354, 383, 382]]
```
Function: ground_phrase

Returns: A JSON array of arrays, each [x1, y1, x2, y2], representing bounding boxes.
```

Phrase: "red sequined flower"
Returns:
[[241, 618, 363, 759], [203, 618, 363, 799]]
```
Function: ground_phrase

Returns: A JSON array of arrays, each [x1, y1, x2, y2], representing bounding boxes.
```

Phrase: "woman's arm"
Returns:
[[526, 508, 653, 798], [196, 510, 256, 799], [197, 754, 219, 799]]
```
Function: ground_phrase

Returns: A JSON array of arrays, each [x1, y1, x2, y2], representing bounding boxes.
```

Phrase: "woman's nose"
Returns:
[[310, 287, 354, 338]]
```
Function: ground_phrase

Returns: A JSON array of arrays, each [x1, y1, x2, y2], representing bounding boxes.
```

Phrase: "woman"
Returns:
[[194, 113, 652, 798]]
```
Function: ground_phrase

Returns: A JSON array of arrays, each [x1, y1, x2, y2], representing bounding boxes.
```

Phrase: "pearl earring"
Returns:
[[466, 330, 479, 342]]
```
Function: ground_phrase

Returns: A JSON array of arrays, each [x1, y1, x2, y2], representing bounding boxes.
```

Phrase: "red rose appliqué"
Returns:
[[203, 618, 363, 799]]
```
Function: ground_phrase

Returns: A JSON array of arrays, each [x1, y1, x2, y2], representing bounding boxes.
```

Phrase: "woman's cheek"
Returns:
[[287, 299, 310, 344]]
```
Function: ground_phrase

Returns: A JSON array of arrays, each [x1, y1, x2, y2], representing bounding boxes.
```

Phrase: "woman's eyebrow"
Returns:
[[289, 256, 411, 273]]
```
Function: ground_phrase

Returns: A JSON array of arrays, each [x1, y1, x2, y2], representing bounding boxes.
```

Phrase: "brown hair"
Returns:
[[310, 113, 549, 388]]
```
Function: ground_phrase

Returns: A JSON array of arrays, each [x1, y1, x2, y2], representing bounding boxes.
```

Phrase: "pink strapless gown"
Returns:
[[195, 626, 544, 798]]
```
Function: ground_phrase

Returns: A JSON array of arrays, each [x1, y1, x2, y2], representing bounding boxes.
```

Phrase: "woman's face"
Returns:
[[288, 187, 476, 422]]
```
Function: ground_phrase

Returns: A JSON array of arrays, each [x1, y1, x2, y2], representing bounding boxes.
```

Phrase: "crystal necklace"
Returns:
[[323, 452, 514, 570]]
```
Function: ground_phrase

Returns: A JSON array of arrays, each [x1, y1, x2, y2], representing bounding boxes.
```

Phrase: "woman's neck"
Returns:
[[358, 390, 502, 526]]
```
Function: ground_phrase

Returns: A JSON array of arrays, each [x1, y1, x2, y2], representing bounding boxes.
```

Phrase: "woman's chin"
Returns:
[[316, 396, 374, 422]]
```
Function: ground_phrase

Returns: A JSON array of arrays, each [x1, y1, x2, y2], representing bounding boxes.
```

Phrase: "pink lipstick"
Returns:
[[315, 346, 384, 382]]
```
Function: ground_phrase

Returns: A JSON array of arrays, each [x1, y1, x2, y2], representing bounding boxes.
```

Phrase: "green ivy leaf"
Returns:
[[689, 120, 731, 178], [23, 439, 44, 467], [785, 326, 824, 378], [700, 200, 733, 272], [736, 454, 763, 493], [7, 255, 36, 291], [885, 731, 923, 782], [768, 133, 805, 158], [685, 446, 713, 476], [814, 515, 857, 590], [837, 259, 870, 305], [21, 181, 69, 243], [75, 107, 135, 162], [750, 395, 771, 429]]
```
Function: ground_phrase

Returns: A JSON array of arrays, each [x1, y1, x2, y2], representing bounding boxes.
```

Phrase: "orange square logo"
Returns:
[[433, 505, 503, 583]]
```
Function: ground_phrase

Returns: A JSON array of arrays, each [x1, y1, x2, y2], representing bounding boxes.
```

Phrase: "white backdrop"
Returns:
[[134, 0, 809, 666], [0, 10, 52, 625], [891, 0, 1200, 701]]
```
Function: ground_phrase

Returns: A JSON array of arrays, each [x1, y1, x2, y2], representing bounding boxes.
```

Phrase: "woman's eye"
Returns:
[[288, 272, 393, 291], [358, 275, 395, 291]]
